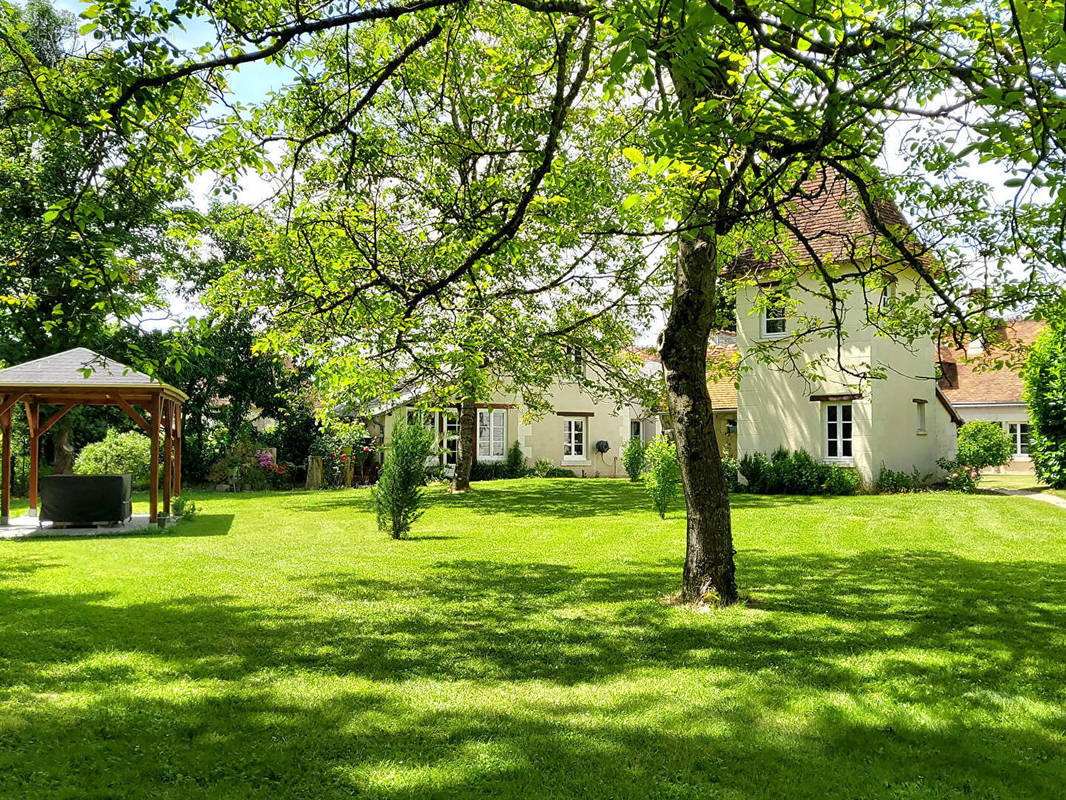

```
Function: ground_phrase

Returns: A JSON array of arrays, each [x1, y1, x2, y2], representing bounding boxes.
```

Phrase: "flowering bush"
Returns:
[[937, 458, 979, 492], [255, 449, 294, 489], [311, 436, 378, 488]]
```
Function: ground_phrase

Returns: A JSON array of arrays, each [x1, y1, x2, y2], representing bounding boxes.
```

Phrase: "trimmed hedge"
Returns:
[[737, 448, 860, 495]]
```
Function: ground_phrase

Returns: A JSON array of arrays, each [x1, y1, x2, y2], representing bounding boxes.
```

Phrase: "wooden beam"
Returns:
[[174, 406, 182, 497], [37, 403, 76, 438], [0, 393, 24, 421], [1, 411, 10, 524], [149, 393, 161, 524], [809, 393, 863, 403], [25, 400, 38, 514], [110, 393, 150, 433], [162, 399, 172, 517]]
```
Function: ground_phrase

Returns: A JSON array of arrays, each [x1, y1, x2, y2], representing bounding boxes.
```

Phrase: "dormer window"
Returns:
[[761, 297, 787, 339], [879, 281, 897, 311], [565, 346, 584, 376]]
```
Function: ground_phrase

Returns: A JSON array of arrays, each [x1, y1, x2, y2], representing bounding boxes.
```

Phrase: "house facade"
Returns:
[[370, 366, 663, 477], [938, 319, 1045, 473], [733, 274, 960, 485], [727, 172, 961, 485]]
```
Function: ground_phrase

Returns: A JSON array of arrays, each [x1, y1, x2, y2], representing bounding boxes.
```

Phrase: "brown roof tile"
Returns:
[[939, 319, 1047, 405], [733, 169, 912, 270]]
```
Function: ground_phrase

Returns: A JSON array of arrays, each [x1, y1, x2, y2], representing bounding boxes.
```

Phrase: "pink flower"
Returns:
[[970, 470, 978, 479], [951, 472, 959, 479]]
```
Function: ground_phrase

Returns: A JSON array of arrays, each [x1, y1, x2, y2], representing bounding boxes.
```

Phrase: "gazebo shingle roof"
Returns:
[[0, 348, 187, 400]]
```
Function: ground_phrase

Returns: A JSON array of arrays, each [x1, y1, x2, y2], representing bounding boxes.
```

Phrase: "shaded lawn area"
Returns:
[[1, 480, 1065, 799]]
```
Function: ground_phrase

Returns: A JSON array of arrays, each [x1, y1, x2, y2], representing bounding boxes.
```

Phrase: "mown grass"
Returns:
[[1, 480, 1064, 799], [980, 472, 1066, 499]]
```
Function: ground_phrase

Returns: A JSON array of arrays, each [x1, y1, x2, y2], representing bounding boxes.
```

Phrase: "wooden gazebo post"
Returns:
[[149, 392, 161, 525], [162, 398, 172, 518], [25, 400, 38, 516], [1, 409, 10, 525]]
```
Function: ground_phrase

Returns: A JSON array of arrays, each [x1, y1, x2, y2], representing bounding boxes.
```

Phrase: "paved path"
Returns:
[[0, 513, 155, 539], [991, 488, 1066, 511]]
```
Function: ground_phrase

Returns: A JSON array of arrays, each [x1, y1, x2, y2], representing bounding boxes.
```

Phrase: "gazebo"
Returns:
[[0, 348, 187, 526]]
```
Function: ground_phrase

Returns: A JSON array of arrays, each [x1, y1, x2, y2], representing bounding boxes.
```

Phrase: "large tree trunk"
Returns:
[[451, 396, 477, 492], [658, 233, 738, 605], [51, 422, 74, 475]]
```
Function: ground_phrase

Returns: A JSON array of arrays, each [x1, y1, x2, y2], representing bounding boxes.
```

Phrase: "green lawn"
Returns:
[[1, 480, 1065, 799], [980, 472, 1066, 499]]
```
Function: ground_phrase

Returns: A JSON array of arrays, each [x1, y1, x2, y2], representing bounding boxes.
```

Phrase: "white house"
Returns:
[[369, 357, 664, 476], [938, 319, 1045, 472], [728, 172, 961, 485]]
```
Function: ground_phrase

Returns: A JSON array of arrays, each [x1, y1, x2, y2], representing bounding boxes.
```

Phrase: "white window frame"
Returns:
[[1007, 422, 1031, 460], [442, 411, 460, 467], [761, 296, 787, 339], [824, 402, 854, 462], [563, 417, 587, 462], [915, 401, 927, 435], [564, 346, 585, 378], [630, 420, 643, 441], [477, 408, 506, 461]]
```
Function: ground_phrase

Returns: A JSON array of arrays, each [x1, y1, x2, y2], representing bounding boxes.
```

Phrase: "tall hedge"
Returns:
[[74, 429, 154, 489], [1024, 324, 1066, 488]]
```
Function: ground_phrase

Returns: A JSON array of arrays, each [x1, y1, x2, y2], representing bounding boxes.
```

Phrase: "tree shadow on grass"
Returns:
[[1, 550, 1064, 797], [425, 480, 821, 520]]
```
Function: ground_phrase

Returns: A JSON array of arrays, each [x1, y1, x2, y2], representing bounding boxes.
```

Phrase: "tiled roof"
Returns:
[[733, 169, 912, 270], [638, 335, 738, 411], [939, 319, 1047, 405]]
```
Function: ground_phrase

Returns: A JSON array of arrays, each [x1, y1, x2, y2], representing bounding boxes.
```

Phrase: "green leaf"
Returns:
[[622, 193, 642, 211], [621, 147, 644, 164]]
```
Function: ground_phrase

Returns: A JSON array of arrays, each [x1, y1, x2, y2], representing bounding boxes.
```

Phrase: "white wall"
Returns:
[[379, 377, 662, 477], [735, 269, 956, 485]]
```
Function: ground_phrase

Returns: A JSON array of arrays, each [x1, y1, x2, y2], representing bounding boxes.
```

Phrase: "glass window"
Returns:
[[826, 403, 853, 460], [564, 418, 586, 460], [630, 420, 642, 441], [762, 296, 786, 338], [1008, 423, 1030, 457], [565, 346, 584, 377], [442, 412, 460, 466], [916, 402, 927, 434], [477, 409, 506, 460]]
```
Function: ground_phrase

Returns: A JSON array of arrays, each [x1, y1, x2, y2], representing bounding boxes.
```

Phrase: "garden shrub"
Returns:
[[533, 458, 554, 478], [621, 438, 646, 482], [374, 420, 434, 539], [75, 429, 153, 488], [956, 421, 1014, 474], [470, 461, 512, 481], [209, 438, 270, 490], [172, 496, 197, 519], [721, 456, 741, 493], [738, 452, 769, 491], [644, 435, 681, 518], [1024, 324, 1066, 488], [877, 465, 916, 493], [505, 440, 526, 478], [737, 448, 856, 495], [823, 465, 861, 495]]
